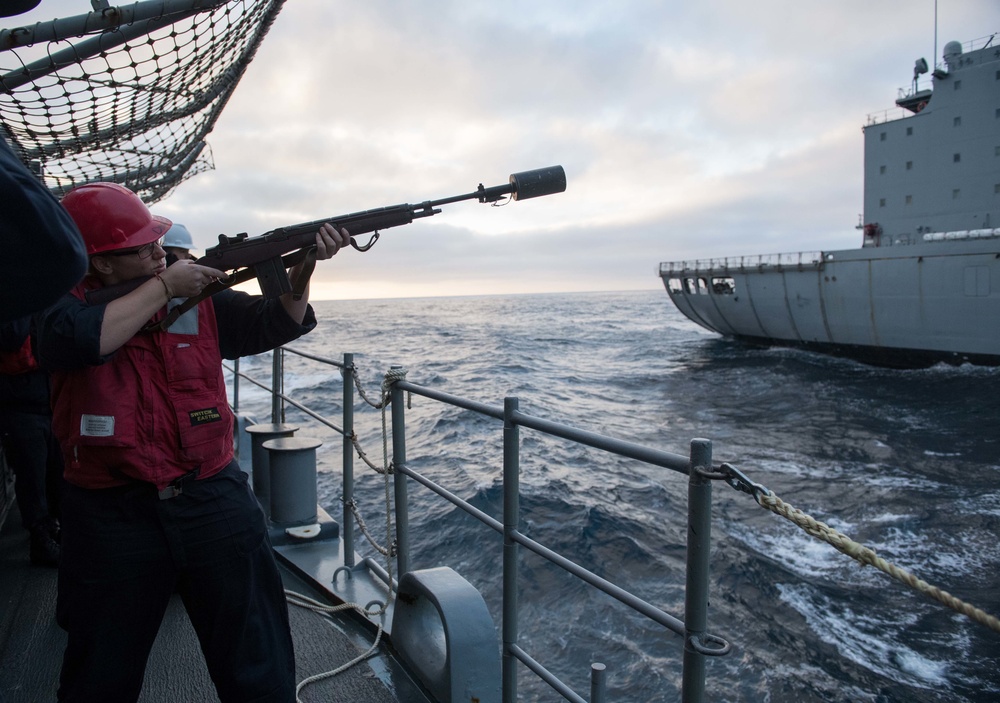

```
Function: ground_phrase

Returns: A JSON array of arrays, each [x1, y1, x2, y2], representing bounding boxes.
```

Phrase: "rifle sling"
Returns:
[[290, 247, 317, 301], [141, 248, 317, 333], [141, 276, 240, 334]]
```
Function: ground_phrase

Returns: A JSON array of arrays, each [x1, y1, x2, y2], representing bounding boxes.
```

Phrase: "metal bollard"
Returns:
[[263, 435, 322, 528], [245, 423, 297, 515]]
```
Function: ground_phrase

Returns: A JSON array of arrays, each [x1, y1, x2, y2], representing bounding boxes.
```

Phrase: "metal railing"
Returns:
[[228, 347, 732, 703], [658, 250, 825, 277]]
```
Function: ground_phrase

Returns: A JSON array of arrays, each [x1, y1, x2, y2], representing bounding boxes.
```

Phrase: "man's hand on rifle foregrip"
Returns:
[[286, 224, 350, 287], [281, 224, 350, 324], [313, 223, 351, 261]]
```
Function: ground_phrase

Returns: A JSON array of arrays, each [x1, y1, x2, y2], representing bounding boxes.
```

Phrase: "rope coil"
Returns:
[[284, 589, 386, 703]]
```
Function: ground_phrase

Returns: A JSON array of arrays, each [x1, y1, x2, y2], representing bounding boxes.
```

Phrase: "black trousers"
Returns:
[[0, 411, 62, 530], [56, 461, 296, 703]]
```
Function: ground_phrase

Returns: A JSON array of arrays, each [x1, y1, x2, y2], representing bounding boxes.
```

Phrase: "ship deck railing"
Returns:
[[658, 251, 825, 276], [658, 227, 1000, 278], [225, 347, 734, 703]]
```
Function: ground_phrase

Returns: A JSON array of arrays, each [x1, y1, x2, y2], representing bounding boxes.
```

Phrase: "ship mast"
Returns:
[[933, 0, 938, 70]]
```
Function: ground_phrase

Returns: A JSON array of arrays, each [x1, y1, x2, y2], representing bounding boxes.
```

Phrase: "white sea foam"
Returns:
[[777, 583, 954, 689], [733, 518, 858, 579], [958, 491, 1000, 517]]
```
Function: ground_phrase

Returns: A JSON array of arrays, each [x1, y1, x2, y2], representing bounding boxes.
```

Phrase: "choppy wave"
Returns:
[[229, 290, 1000, 702]]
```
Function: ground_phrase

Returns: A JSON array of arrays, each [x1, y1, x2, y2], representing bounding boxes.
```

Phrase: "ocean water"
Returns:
[[231, 289, 1000, 703]]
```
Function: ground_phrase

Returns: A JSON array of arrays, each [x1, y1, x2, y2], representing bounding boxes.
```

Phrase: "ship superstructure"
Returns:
[[659, 34, 1000, 367], [867, 38, 998, 242]]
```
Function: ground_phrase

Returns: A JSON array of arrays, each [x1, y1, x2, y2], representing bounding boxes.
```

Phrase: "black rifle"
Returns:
[[87, 165, 566, 331]]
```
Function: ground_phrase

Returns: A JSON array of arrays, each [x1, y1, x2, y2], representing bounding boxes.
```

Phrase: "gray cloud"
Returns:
[[11, 0, 998, 298]]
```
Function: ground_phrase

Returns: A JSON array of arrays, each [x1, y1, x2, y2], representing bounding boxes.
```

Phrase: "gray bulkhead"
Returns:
[[864, 39, 999, 239]]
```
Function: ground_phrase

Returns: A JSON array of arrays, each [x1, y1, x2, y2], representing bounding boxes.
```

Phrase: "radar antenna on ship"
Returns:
[[895, 55, 932, 113], [0, 0, 287, 204]]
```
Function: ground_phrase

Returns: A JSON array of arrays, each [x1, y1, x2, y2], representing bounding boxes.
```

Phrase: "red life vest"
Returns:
[[0, 334, 40, 375], [50, 281, 234, 490]]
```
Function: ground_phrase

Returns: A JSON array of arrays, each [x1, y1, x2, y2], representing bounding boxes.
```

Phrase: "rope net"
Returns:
[[0, 0, 286, 204]]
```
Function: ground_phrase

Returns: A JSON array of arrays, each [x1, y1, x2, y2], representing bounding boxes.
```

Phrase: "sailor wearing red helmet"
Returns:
[[35, 182, 349, 703]]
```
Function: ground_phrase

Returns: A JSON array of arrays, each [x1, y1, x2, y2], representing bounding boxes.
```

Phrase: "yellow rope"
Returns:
[[758, 492, 1000, 634]]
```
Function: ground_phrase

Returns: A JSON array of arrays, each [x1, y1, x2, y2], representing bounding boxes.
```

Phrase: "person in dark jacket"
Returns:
[[0, 316, 63, 566], [0, 137, 87, 320], [36, 182, 349, 703]]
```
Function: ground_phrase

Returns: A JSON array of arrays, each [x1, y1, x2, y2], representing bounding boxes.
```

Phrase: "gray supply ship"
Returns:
[[658, 34, 1000, 368]]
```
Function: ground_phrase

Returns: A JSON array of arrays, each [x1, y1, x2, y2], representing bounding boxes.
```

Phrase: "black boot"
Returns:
[[41, 515, 61, 544], [29, 526, 60, 567]]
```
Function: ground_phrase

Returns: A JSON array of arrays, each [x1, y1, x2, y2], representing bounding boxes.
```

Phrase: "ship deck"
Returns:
[[0, 500, 430, 703]]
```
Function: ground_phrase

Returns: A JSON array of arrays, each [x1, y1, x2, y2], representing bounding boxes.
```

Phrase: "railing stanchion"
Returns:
[[342, 353, 356, 566], [271, 347, 284, 423], [682, 438, 712, 703], [390, 366, 410, 577], [232, 358, 240, 414], [502, 397, 520, 703], [590, 662, 607, 703]]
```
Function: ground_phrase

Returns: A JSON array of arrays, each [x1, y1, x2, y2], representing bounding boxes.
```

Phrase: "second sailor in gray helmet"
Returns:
[[162, 222, 196, 265]]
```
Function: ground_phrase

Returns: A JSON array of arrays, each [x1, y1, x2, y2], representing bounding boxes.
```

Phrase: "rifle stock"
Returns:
[[88, 165, 567, 310]]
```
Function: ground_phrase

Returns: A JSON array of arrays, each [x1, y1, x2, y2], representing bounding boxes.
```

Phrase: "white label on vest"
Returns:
[[167, 301, 200, 336], [80, 414, 115, 437]]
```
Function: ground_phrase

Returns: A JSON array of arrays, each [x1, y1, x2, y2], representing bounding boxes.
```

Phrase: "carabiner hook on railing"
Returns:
[[696, 463, 771, 504], [719, 463, 771, 505]]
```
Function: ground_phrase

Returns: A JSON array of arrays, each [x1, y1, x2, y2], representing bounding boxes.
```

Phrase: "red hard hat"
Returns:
[[61, 183, 172, 256]]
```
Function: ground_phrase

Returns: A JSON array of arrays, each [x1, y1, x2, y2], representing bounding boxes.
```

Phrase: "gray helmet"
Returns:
[[162, 223, 194, 249]]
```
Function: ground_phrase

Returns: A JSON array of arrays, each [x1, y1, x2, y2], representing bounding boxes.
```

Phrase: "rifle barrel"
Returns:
[[200, 165, 566, 268]]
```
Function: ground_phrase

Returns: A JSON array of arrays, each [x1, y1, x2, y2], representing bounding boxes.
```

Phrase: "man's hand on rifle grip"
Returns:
[[161, 259, 228, 299]]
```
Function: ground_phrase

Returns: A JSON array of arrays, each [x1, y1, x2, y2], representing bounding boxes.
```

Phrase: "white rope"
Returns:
[[285, 589, 386, 703]]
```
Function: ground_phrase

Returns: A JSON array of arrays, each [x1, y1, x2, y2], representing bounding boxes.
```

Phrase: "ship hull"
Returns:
[[659, 238, 1000, 368]]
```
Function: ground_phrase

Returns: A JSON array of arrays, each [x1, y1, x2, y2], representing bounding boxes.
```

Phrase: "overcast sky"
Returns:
[[12, 1, 1000, 300]]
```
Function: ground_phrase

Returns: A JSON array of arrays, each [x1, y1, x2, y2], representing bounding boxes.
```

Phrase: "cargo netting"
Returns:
[[0, 0, 286, 203]]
